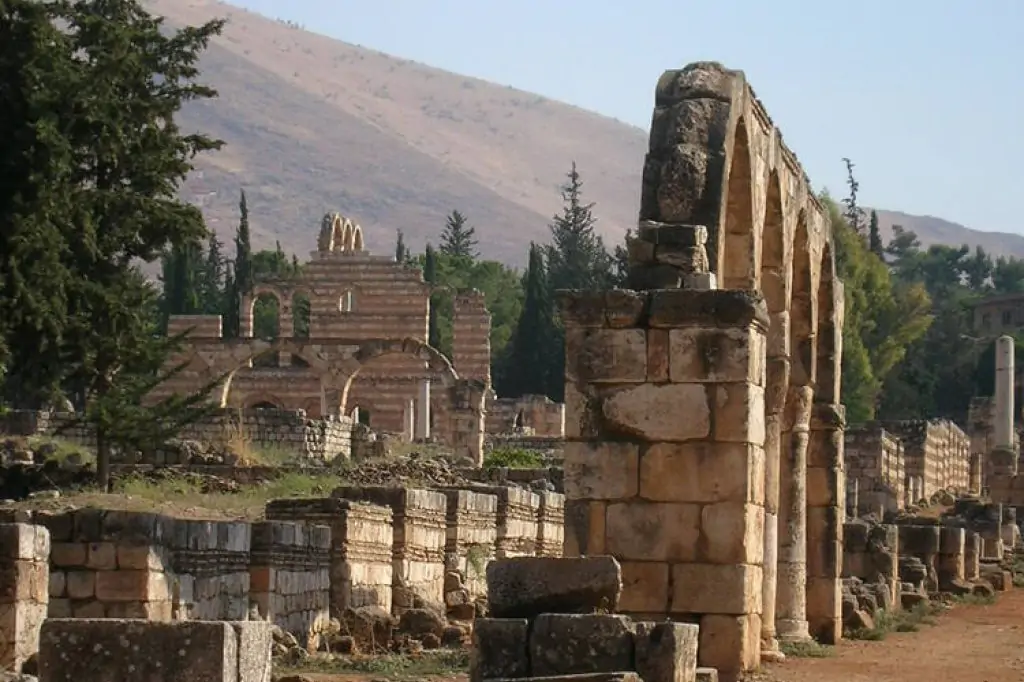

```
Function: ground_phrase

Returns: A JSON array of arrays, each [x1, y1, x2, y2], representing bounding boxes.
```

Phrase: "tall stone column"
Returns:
[[776, 385, 813, 642], [806, 402, 845, 644], [559, 281, 769, 680], [991, 335, 1018, 476], [415, 379, 432, 440], [761, 355, 789, 660], [403, 399, 415, 442]]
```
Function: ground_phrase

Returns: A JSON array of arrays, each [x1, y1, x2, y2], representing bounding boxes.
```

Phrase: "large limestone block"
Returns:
[[601, 384, 710, 442], [487, 556, 622, 618], [634, 621, 700, 682], [563, 441, 640, 500], [39, 619, 240, 682], [529, 614, 636, 677], [639, 442, 764, 504], [470, 618, 529, 682]]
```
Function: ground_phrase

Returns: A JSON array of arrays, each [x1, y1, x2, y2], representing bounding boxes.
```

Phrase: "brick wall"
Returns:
[[879, 419, 972, 499], [0, 523, 49, 673], [485, 394, 565, 437]]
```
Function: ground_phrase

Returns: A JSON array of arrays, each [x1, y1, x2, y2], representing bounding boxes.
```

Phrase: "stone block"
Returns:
[[669, 327, 761, 384], [634, 621, 699, 682], [564, 441, 640, 500], [230, 621, 273, 682], [600, 384, 710, 442], [639, 442, 764, 504], [489, 675, 641, 682], [39, 619, 239, 682], [619, 561, 670, 614], [712, 384, 765, 445], [606, 502, 700, 562], [529, 614, 635, 677], [487, 556, 622, 618], [697, 613, 759, 681], [698, 502, 763, 565], [470, 618, 529, 682], [566, 328, 648, 384], [670, 564, 761, 615]]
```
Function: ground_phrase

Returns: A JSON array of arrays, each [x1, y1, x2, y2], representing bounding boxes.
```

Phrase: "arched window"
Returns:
[[338, 289, 355, 313]]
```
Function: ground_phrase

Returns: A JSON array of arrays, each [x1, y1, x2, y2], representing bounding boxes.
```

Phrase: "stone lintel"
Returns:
[[557, 289, 768, 331]]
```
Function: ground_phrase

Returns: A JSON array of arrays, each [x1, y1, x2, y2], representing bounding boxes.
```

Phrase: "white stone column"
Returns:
[[996, 335, 1015, 449], [776, 385, 813, 643], [415, 380, 431, 440]]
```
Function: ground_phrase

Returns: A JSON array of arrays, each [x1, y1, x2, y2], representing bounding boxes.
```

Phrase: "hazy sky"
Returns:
[[234, 0, 1022, 235]]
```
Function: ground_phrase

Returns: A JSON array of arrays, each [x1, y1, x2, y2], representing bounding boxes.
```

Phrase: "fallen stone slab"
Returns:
[[486, 674, 641, 682], [486, 555, 622, 618]]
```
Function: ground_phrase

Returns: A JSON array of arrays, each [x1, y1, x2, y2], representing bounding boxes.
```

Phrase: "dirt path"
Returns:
[[765, 590, 1024, 682]]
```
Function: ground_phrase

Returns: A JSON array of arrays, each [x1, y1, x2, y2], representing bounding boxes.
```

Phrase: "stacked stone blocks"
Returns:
[[0, 523, 49, 673], [845, 423, 905, 514], [249, 520, 331, 636], [440, 489, 498, 597], [265, 497, 395, 614], [559, 287, 769, 677]]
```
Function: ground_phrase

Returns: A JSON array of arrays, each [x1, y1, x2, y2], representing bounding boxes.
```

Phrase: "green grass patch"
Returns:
[[779, 639, 833, 658], [26, 436, 95, 465], [847, 601, 940, 641], [282, 650, 469, 680], [483, 447, 545, 469]]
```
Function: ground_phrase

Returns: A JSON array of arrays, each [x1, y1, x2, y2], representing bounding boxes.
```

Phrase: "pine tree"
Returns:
[[439, 210, 479, 259], [43, 0, 228, 490], [395, 229, 409, 263], [423, 244, 442, 349], [545, 162, 614, 292], [612, 229, 633, 288], [235, 189, 254, 295], [842, 157, 866, 234], [222, 262, 238, 338], [501, 244, 557, 398], [868, 210, 884, 259], [201, 231, 225, 314]]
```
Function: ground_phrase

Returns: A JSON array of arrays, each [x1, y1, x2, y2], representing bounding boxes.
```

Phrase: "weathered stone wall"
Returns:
[[264, 497, 395, 615], [485, 394, 565, 437], [331, 486, 447, 611], [484, 434, 565, 455], [968, 396, 1023, 490], [249, 520, 331, 637], [472, 485, 541, 559], [452, 290, 492, 387], [841, 519, 898, 610], [1, 408, 354, 462], [459, 465, 564, 492], [440, 489, 497, 597], [38, 619, 272, 682], [536, 490, 565, 557], [845, 423, 906, 515], [880, 419, 971, 499], [0, 523, 49, 673]]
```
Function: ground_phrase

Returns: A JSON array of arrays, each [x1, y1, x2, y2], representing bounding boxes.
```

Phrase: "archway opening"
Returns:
[[252, 292, 281, 368], [815, 245, 837, 404], [292, 291, 311, 339], [720, 118, 756, 289], [251, 400, 280, 410], [788, 215, 814, 388]]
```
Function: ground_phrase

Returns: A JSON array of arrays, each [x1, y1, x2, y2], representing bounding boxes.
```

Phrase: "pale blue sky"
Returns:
[[235, 0, 1022, 235]]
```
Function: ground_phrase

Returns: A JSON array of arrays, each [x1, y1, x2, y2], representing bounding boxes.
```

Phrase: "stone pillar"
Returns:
[[969, 451, 983, 495], [0, 523, 50, 673], [847, 478, 859, 519], [776, 385, 812, 642], [559, 286, 768, 679], [807, 403, 845, 644], [415, 379, 431, 440], [403, 399, 415, 442], [761, 356, 788, 659], [992, 335, 1018, 476]]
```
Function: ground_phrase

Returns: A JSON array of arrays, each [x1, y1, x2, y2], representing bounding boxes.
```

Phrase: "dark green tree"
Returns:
[[0, 0, 78, 408], [842, 157, 865, 234], [234, 189, 254, 294], [545, 162, 614, 292], [201, 230, 225, 314], [498, 243, 558, 398], [612, 229, 633, 288], [395, 229, 409, 263], [423, 244, 442, 350], [868, 210, 884, 258], [439, 210, 479, 259], [46, 0, 227, 489]]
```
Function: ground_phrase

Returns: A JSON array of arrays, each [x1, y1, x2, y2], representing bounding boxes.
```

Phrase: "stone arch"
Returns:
[[337, 338, 459, 415], [213, 340, 329, 408], [788, 213, 815, 388], [245, 393, 284, 410], [720, 117, 757, 289], [352, 225, 364, 251], [815, 242, 839, 404], [246, 284, 287, 340]]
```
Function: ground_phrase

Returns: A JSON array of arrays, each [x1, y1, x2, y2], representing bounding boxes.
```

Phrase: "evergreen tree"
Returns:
[[500, 244, 557, 398], [439, 210, 479, 259], [222, 262, 238, 338], [842, 157, 866, 234], [395, 229, 409, 263], [166, 240, 203, 316], [43, 0, 227, 490], [612, 229, 633, 288], [0, 0, 78, 408], [868, 210, 884, 259], [545, 162, 614, 292], [423, 244, 441, 349], [202, 231, 225, 314], [235, 189, 254, 295]]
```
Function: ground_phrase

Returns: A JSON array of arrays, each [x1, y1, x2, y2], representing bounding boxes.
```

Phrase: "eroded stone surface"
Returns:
[[487, 556, 622, 619]]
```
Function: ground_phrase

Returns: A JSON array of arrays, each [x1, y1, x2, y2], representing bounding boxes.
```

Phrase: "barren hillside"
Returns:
[[147, 0, 1024, 265]]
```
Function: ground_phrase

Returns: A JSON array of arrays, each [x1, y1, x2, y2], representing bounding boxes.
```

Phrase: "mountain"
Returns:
[[147, 0, 1023, 266]]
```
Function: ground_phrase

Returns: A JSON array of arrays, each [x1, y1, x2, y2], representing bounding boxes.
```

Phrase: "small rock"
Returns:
[[398, 607, 446, 638]]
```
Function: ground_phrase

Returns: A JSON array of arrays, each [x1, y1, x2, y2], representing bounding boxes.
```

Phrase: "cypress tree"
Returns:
[[502, 243, 557, 398], [235, 190, 253, 295], [395, 229, 409, 263], [868, 210, 884, 259]]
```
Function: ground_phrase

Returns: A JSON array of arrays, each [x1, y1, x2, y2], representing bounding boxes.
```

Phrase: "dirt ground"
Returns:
[[762, 589, 1024, 682], [284, 591, 1024, 682]]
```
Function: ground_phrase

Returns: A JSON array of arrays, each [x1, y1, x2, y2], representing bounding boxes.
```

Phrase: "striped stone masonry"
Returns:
[[248, 520, 331, 636], [265, 497, 395, 615], [440, 489, 498, 597], [536, 490, 565, 557], [471, 485, 541, 558]]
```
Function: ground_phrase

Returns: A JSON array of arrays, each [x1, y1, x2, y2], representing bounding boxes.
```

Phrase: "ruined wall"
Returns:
[[845, 423, 905, 515], [2, 408, 354, 463], [0, 523, 49, 673], [452, 290, 492, 387], [248, 520, 331, 636], [880, 420, 971, 499], [968, 396, 1022, 490], [485, 395, 566, 437], [440, 489, 497, 597]]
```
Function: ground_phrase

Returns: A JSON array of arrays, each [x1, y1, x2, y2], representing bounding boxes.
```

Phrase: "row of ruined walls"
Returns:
[[0, 408, 357, 463], [0, 483, 564, 671], [845, 419, 977, 516]]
